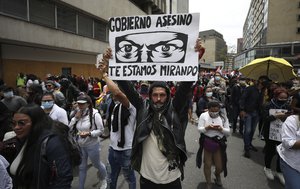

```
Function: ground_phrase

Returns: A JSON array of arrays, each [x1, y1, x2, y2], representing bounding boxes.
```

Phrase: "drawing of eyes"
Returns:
[[116, 41, 140, 62], [149, 39, 185, 62]]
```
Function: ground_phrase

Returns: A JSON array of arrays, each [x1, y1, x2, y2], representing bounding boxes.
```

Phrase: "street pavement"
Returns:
[[71, 120, 285, 189]]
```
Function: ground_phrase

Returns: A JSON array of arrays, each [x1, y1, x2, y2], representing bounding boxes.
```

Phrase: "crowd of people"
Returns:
[[0, 41, 300, 189]]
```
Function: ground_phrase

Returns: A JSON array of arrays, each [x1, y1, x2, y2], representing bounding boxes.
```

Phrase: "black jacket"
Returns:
[[239, 85, 264, 113], [117, 81, 192, 180], [12, 130, 73, 189]]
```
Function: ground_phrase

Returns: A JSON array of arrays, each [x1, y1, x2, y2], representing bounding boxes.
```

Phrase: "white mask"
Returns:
[[206, 92, 213, 97], [3, 91, 14, 98]]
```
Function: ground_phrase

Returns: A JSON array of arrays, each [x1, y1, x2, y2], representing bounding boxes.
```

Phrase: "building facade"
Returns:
[[198, 29, 227, 64], [0, 0, 178, 87], [235, 0, 300, 70]]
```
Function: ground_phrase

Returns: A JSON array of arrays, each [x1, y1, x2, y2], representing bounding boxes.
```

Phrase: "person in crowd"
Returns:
[[1, 86, 27, 113], [230, 77, 247, 134], [16, 72, 26, 89], [41, 92, 69, 126], [0, 102, 13, 141], [0, 154, 12, 189], [26, 83, 43, 105], [197, 101, 230, 189], [240, 75, 270, 158], [196, 86, 220, 117], [101, 38, 205, 189], [207, 72, 226, 103], [69, 93, 107, 189], [277, 108, 300, 188], [262, 87, 291, 185], [99, 64, 137, 189], [9, 104, 73, 188], [60, 78, 81, 114], [44, 80, 66, 108]]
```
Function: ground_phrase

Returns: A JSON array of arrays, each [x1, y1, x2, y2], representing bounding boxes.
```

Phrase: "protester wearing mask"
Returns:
[[230, 77, 247, 134], [196, 87, 220, 117], [197, 101, 230, 189], [262, 87, 291, 185], [41, 92, 68, 126], [44, 80, 66, 109], [207, 73, 226, 102], [69, 93, 107, 189], [1, 86, 27, 113]]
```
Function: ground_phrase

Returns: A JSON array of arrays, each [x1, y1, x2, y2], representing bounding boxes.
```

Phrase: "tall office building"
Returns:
[[235, 0, 300, 69], [0, 0, 188, 87]]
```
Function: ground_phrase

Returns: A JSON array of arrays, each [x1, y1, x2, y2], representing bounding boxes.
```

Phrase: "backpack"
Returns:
[[41, 123, 82, 169]]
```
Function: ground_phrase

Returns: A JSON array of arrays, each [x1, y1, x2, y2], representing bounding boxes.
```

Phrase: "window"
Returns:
[[62, 67, 71, 76], [94, 21, 107, 41], [29, 0, 55, 27], [78, 14, 93, 37], [57, 5, 76, 33], [297, 27, 300, 34], [298, 14, 300, 21], [0, 0, 27, 19]]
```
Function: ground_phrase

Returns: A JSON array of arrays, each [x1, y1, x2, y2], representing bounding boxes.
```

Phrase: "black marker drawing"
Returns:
[[115, 31, 188, 63]]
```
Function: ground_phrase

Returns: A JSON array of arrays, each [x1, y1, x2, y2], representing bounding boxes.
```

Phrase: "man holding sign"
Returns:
[[100, 13, 203, 189]]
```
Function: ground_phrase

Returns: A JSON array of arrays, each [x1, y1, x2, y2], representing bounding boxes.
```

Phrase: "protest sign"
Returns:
[[268, 109, 288, 142], [108, 13, 200, 81]]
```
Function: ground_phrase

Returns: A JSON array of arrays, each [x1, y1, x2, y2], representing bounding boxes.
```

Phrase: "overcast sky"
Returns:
[[189, 0, 252, 52]]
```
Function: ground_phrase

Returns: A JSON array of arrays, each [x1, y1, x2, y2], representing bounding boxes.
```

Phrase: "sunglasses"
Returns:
[[11, 120, 31, 127]]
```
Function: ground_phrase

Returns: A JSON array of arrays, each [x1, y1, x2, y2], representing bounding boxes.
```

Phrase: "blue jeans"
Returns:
[[108, 147, 136, 189], [243, 111, 259, 150], [79, 142, 107, 189], [280, 158, 300, 189]]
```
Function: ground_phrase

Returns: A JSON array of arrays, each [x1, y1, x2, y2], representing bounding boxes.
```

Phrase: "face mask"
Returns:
[[209, 111, 219, 118], [3, 91, 14, 98], [206, 92, 213, 97], [215, 76, 221, 81], [41, 101, 54, 109]]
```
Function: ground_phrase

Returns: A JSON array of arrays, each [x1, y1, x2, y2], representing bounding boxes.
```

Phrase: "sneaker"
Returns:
[[99, 179, 107, 189], [275, 172, 285, 185], [264, 167, 274, 180], [244, 150, 250, 158]]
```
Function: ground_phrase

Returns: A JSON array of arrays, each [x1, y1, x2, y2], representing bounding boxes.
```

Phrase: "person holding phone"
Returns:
[[197, 101, 230, 189]]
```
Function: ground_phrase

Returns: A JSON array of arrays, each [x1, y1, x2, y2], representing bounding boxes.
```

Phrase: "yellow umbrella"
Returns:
[[239, 56, 297, 82]]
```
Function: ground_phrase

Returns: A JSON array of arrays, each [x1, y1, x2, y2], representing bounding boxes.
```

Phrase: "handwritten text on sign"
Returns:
[[108, 13, 200, 81]]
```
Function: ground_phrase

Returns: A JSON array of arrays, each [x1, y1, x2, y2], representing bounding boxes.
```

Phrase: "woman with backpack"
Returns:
[[69, 93, 107, 189], [9, 104, 73, 188]]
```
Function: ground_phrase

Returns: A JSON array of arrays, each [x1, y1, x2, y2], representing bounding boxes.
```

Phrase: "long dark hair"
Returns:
[[14, 104, 53, 188], [207, 101, 226, 124]]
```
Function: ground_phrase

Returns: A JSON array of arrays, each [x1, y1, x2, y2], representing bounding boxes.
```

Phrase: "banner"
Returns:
[[108, 13, 200, 81]]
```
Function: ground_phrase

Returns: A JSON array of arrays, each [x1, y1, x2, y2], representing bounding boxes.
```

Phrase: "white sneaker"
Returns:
[[99, 179, 107, 189], [275, 172, 285, 185], [264, 167, 274, 180]]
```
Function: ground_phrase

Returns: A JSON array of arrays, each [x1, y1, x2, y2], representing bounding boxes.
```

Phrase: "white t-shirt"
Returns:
[[197, 111, 230, 137], [49, 104, 69, 126], [109, 103, 136, 151], [140, 131, 181, 184], [277, 115, 300, 173]]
